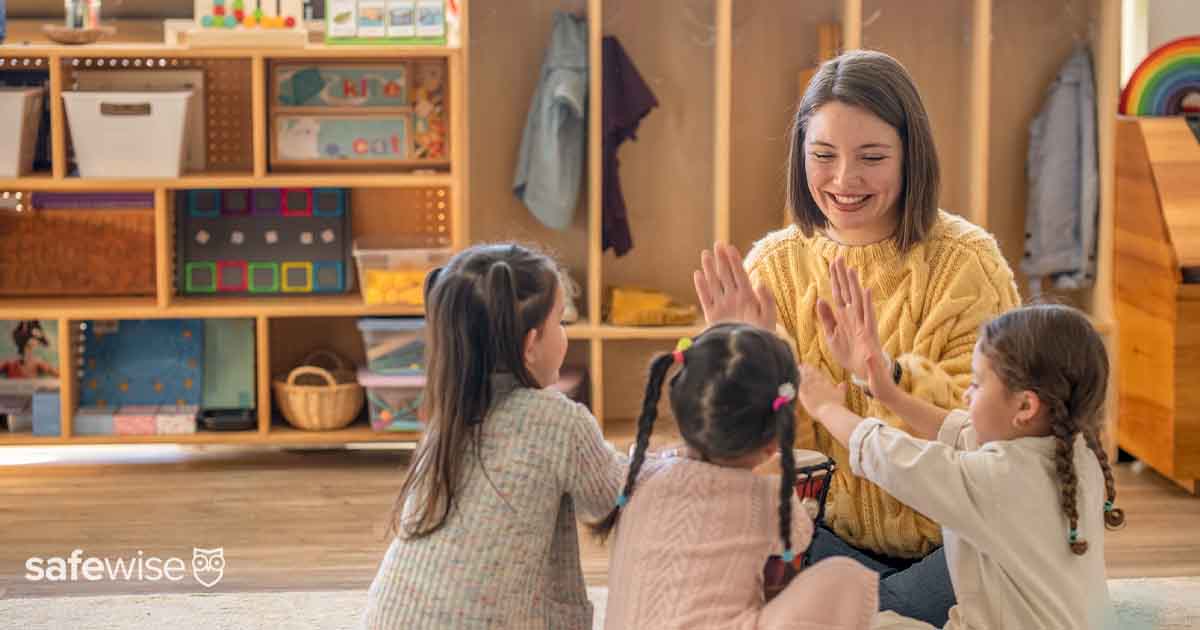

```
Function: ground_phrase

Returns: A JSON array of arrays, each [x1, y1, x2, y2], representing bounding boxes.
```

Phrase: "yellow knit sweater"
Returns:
[[747, 211, 1021, 559]]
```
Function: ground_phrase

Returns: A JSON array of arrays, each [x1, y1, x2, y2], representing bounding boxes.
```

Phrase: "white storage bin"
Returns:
[[0, 87, 45, 177], [62, 90, 193, 178]]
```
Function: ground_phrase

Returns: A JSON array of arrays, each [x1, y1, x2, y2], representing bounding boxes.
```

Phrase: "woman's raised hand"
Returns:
[[815, 258, 887, 381], [693, 242, 777, 331]]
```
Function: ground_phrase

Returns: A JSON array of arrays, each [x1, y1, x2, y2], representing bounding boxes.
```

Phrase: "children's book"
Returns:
[[203, 319, 255, 411]]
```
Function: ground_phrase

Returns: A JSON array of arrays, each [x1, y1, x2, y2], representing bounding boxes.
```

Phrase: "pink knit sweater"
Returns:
[[605, 457, 879, 630]]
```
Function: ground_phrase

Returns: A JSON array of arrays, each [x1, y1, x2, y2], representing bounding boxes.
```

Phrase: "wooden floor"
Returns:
[[1, 421, 1198, 599]]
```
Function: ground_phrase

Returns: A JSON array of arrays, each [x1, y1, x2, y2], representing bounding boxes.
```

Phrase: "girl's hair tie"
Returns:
[[1068, 528, 1079, 544], [1104, 500, 1114, 512], [781, 549, 795, 563], [672, 337, 693, 365], [615, 494, 628, 508], [773, 383, 796, 412]]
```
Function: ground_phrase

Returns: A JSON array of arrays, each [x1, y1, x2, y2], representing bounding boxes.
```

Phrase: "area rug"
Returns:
[[1, 579, 1196, 629], [1108, 577, 1200, 629]]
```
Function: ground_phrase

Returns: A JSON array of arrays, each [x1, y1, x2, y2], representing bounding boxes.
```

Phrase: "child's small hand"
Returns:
[[796, 365, 848, 421]]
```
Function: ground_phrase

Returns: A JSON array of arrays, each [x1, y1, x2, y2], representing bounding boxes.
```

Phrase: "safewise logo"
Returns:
[[25, 548, 226, 588]]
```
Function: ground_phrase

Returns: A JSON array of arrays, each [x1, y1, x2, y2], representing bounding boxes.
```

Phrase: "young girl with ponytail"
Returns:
[[795, 262, 1124, 630], [597, 322, 878, 630], [363, 243, 626, 630]]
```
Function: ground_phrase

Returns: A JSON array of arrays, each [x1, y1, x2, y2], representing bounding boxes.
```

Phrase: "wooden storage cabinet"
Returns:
[[1114, 117, 1200, 493], [0, 43, 467, 446]]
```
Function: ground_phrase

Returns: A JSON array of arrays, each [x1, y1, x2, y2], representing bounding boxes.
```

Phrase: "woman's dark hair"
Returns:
[[389, 243, 561, 539], [978, 304, 1126, 555], [788, 49, 940, 252], [592, 323, 801, 560]]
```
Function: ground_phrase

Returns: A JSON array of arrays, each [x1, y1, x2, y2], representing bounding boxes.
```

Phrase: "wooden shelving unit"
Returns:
[[0, 173, 452, 191], [0, 296, 430, 319], [0, 37, 468, 447], [1, 0, 1125, 448], [470, 0, 1122, 433], [0, 422, 420, 446]]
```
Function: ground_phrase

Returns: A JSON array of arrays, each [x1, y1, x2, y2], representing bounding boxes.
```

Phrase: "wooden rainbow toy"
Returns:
[[1120, 35, 1200, 116]]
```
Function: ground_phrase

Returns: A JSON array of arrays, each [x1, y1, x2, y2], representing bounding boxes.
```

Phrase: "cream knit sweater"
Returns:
[[747, 212, 1021, 558]]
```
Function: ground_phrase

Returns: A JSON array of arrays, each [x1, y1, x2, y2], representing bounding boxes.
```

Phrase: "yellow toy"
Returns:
[[364, 269, 427, 306], [606, 286, 699, 327]]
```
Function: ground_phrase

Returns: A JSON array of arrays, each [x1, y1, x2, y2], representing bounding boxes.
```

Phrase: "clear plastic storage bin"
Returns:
[[358, 369, 425, 432], [356, 318, 425, 374], [352, 237, 451, 306]]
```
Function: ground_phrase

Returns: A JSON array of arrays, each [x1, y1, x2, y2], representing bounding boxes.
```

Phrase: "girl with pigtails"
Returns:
[[597, 323, 879, 630], [363, 243, 627, 630], [794, 264, 1124, 630]]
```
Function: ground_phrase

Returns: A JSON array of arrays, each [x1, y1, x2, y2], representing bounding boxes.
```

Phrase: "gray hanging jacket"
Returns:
[[513, 11, 589, 231], [1023, 46, 1098, 295]]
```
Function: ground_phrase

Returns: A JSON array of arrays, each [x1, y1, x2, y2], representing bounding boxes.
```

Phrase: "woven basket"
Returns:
[[273, 350, 364, 431]]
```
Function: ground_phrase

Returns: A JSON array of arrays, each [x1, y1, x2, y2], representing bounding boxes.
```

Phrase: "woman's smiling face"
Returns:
[[804, 101, 904, 245]]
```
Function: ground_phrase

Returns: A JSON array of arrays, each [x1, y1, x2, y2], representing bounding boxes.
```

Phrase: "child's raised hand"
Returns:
[[796, 364, 848, 421]]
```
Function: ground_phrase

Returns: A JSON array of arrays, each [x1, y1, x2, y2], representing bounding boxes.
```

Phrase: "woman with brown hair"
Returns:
[[694, 50, 1020, 625]]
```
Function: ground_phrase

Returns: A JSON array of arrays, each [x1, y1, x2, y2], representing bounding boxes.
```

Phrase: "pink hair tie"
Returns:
[[772, 383, 796, 411]]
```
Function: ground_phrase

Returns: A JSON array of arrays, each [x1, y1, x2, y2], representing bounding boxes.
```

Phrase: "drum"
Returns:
[[793, 448, 835, 525]]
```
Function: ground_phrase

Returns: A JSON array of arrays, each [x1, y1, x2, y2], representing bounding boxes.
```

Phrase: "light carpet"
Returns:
[[1, 579, 1197, 629]]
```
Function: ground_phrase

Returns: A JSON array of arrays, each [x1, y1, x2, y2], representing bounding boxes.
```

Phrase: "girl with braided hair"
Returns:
[[795, 261, 1122, 630], [597, 323, 878, 630]]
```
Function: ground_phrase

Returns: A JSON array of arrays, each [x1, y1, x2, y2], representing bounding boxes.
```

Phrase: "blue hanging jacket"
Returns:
[[1023, 46, 1098, 295]]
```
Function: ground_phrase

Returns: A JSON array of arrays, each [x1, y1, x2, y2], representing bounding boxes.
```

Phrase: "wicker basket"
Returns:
[[272, 350, 364, 431]]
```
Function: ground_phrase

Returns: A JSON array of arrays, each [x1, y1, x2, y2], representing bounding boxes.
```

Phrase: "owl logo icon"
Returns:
[[192, 547, 225, 588]]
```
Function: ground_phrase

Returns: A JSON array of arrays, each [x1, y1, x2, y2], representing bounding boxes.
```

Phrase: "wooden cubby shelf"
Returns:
[[0, 424, 420, 446], [1, 0, 1123, 449], [0, 28, 469, 447], [0, 174, 452, 191], [1, 43, 459, 59], [0, 297, 429, 320]]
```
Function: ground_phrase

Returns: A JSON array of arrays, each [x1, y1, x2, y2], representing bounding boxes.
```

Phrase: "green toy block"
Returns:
[[248, 262, 280, 294], [186, 262, 218, 294]]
